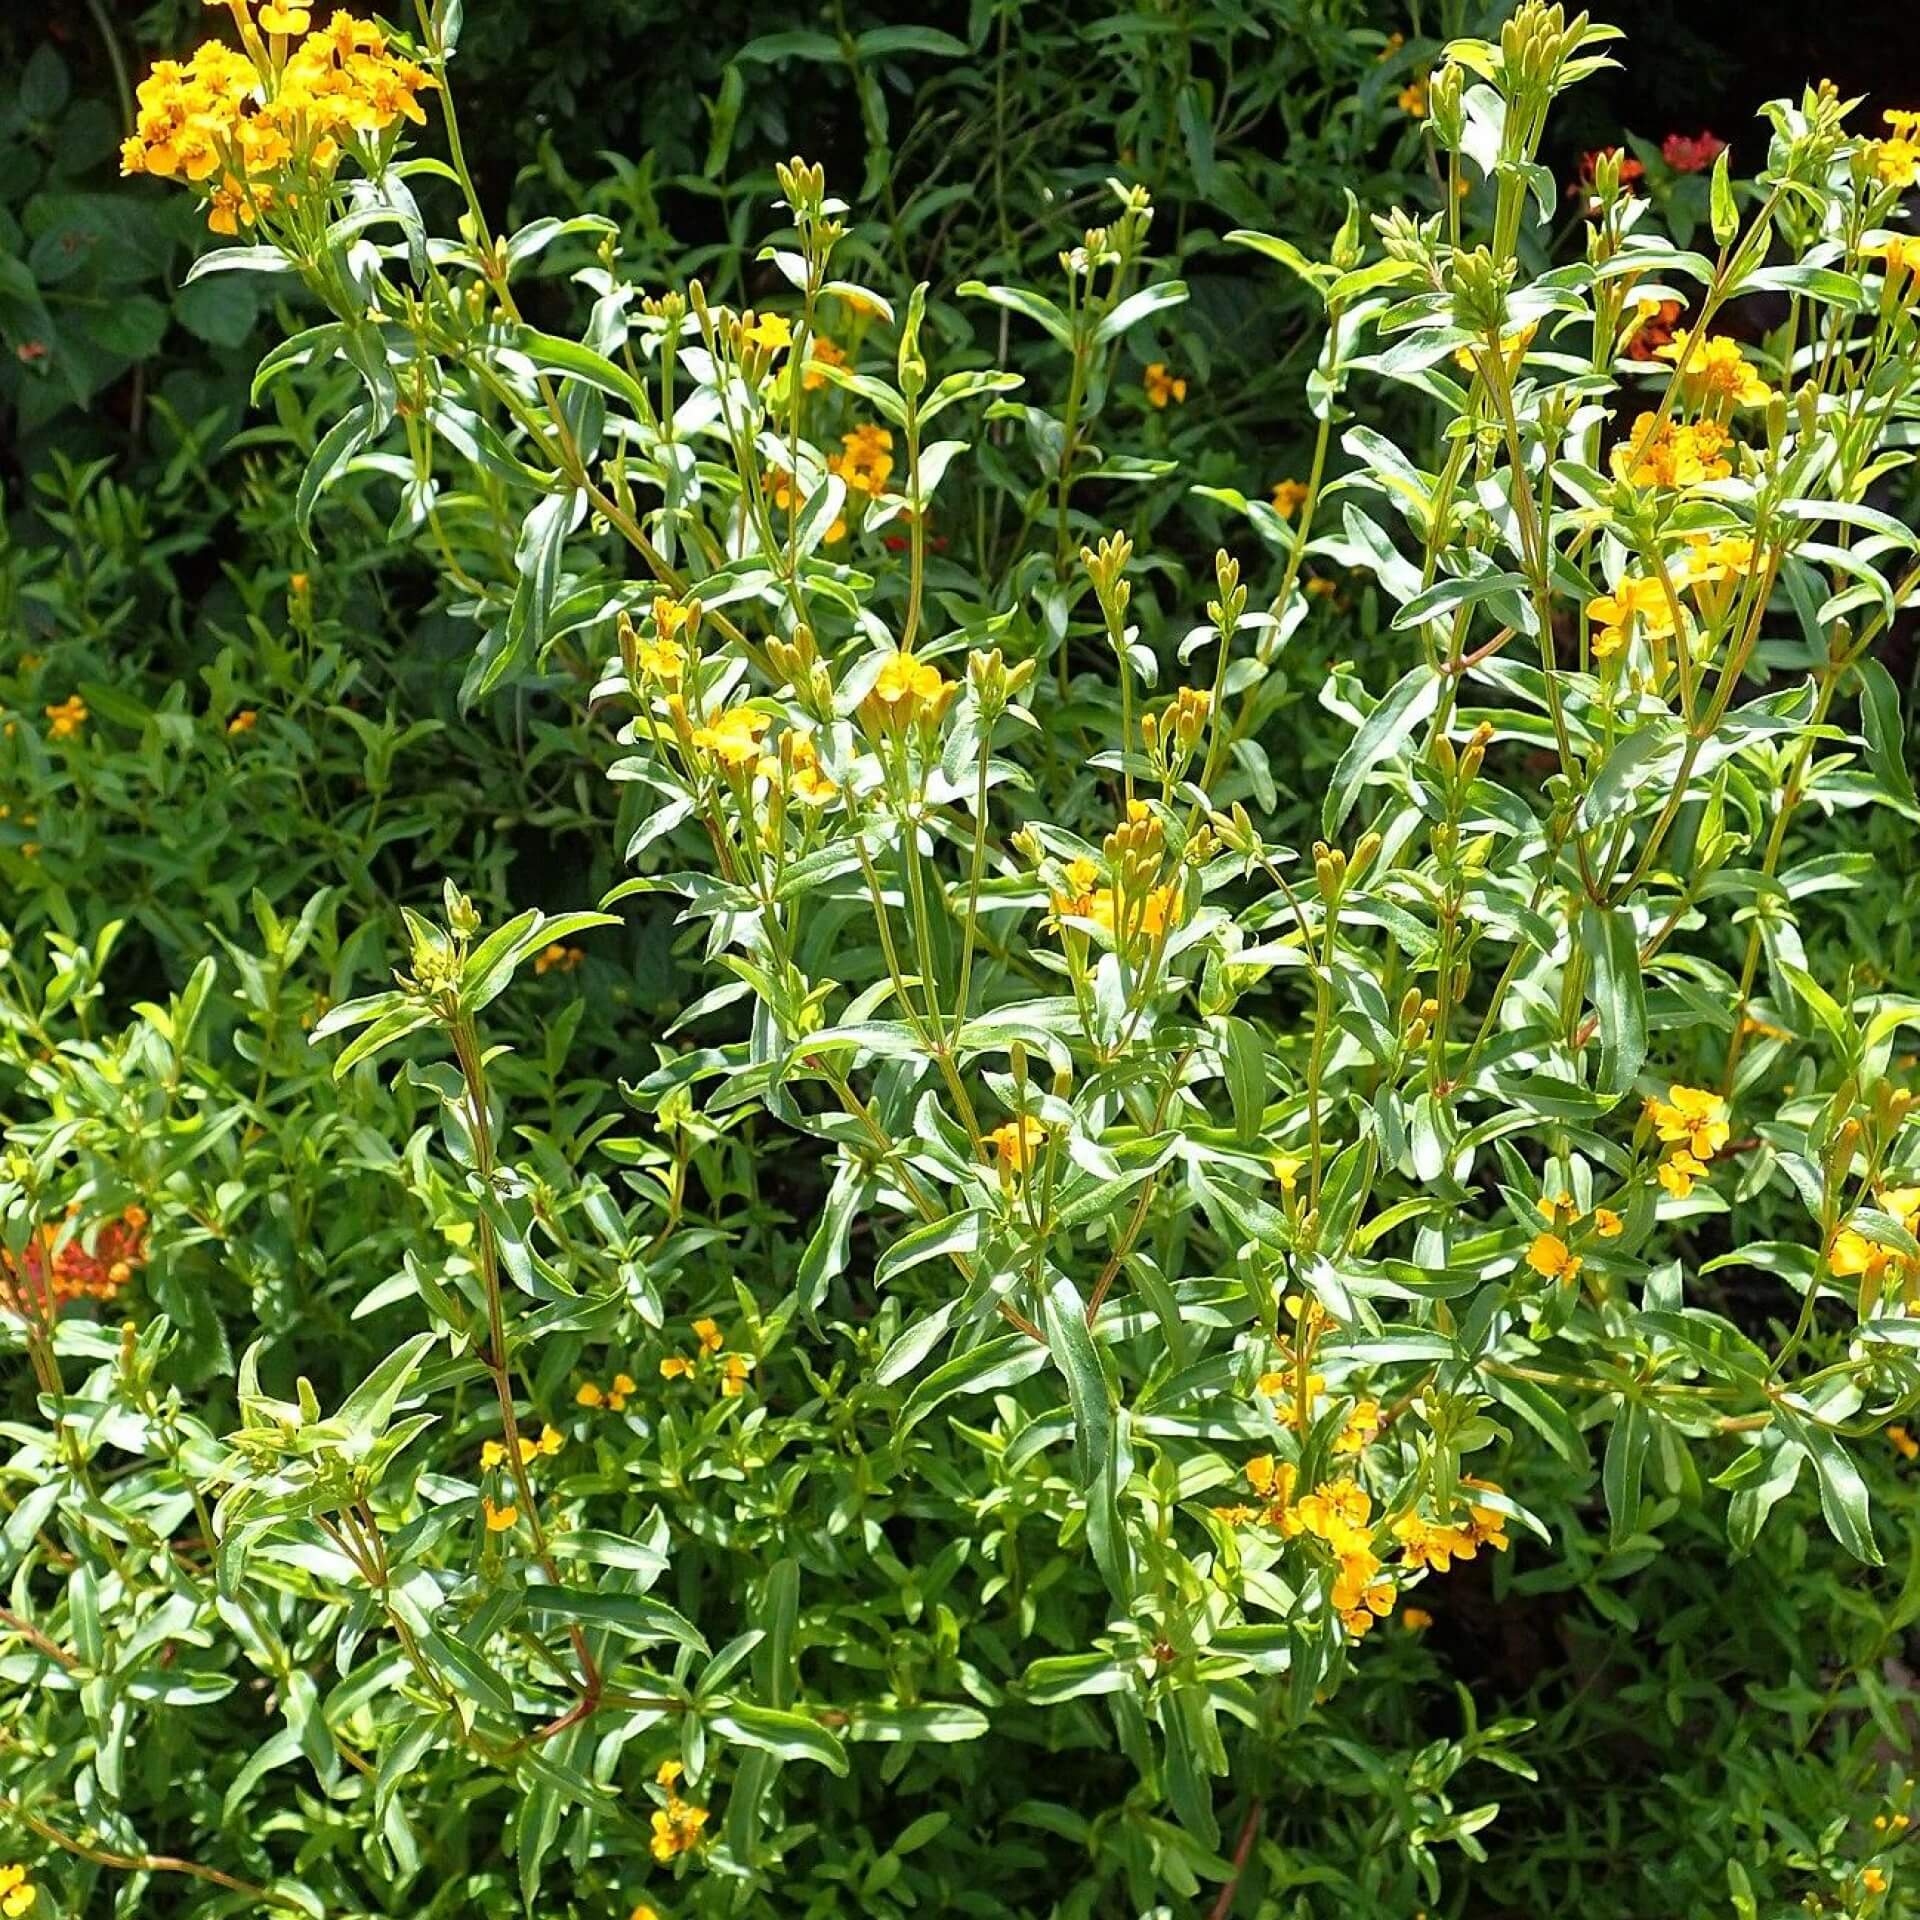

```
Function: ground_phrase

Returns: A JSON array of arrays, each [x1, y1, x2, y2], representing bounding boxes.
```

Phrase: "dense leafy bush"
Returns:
[[6, 3, 1920, 1917]]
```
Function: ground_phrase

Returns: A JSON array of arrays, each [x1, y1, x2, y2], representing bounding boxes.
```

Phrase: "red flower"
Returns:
[[1661, 131, 1726, 173], [1, 1206, 148, 1317]]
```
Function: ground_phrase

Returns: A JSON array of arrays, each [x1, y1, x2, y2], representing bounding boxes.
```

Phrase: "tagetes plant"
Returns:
[[17, 0, 1912, 1909]]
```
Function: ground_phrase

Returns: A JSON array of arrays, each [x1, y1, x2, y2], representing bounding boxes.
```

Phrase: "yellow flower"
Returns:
[[575, 1380, 604, 1408], [1649, 1085, 1730, 1160], [786, 733, 838, 803], [1587, 573, 1678, 659], [1609, 415, 1732, 490], [1270, 478, 1308, 519], [630, 1906, 661, 1920], [804, 333, 847, 390], [535, 943, 583, 975], [1525, 1232, 1581, 1283], [1400, 1606, 1433, 1631], [0, 1866, 33, 1919], [1452, 322, 1536, 378], [690, 704, 771, 768], [480, 1439, 508, 1471], [1271, 1154, 1304, 1195], [861, 651, 954, 732], [1143, 361, 1188, 408], [1889, 1425, 1920, 1462], [1871, 112, 1920, 189], [537, 1423, 564, 1456], [1656, 1149, 1708, 1198], [228, 708, 258, 734], [637, 636, 686, 683], [483, 1496, 518, 1532], [259, 2, 311, 29], [1536, 1192, 1580, 1231], [693, 1317, 725, 1353], [742, 311, 793, 355], [660, 1354, 695, 1381], [1868, 235, 1920, 278], [1862, 1867, 1890, 1895], [720, 1353, 752, 1399], [650, 1801, 709, 1861], [828, 421, 895, 495], [1399, 77, 1429, 118], [1656, 330, 1775, 411], [45, 695, 88, 739], [1391, 1509, 1476, 1572], [988, 1116, 1047, 1181], [1593, 1207, 1624, 1238], [1333, 1398, 1382, 1454]]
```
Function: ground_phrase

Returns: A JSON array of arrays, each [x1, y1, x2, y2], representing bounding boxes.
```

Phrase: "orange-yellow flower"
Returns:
[[1143, 361, 1188, 408]]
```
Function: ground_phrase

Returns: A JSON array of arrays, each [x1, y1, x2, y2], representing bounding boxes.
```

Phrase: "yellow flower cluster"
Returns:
[[0, 1864, 34, 1918], [1144, 361, 1188, 408], [988, 1115, 1048, 1184], [757, 731, 839, 804], [1873, 110, 1920, 190], [576, 1370, 638, 1412], [1656, 330, 1775, 412], [120, 5, 436, 233], [475, 1423, 563, 1531], [660, 1318, 752, 1397], [1525, 1191, 1623, 1284], [829, 422, 894, 495], [1830, 1186, 1920, 1303], [690, 704, 771, 769], [1225, 1460, 1511, 1639], [1047, 855, 1181, 946], [534, 943, 583, 975], [1587, 534, 1753, 660], [1647, 1084, 1730, 1197], [860, 652, 956, 733], [1609, 415, 1732, 490], [650, 1760, 709, 1861]]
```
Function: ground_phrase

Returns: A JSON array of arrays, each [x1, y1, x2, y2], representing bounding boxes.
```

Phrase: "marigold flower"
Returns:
[[988, 1115, 1048, 1182], [1872, 112, 1920, 189], [480, 1438, 508, 1470], [1890, 1425, 1920, 1462], [1400, 1606, 1434, 1631], [575, 1380, 604, 1408], [1656, 1149, 1708, 1198], [228, 708, 258, 734], [694, 1317, 725, 1353], [742, 311, 793, 355], [1649, 1084, 1730, 1160], [829, 421, 895, 495], [0, 1865, 35, 1919], [1270, 478, 1308, 519], [1862, 1867, 1890, 1895], [482, 1496, 518, 1532], [45, 695, 88, 739], [1609, 416, 1732, 490], [720, 1353, 752, 1399], [803, 333, 847, 390], [1570, 146, 1644, 202], [660, 1354, 695, 1381], [1333, 1398, 1382, 1454], [1587, 573, 1677, 659], [861, 651, 954, 732], [534, 943, 583, 975], [691, 704, 771, 768], [1656, 330, 1775, 410], [1143, 361, 1188, 408], [1593, 1207, 1624, 1238], [1526, 1232, 1581, 1283]]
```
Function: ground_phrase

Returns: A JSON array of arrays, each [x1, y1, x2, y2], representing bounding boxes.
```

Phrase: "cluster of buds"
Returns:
[[1079, 532, 1134, 626], [965, 646, 1038, 723], [1206, 550, 1248, 640], [1312, 832, 1382, 906], [397, 884, 481, 1012], [1492, 3, 1600, 110], [1447, 245, 1519, 337], [1141, 687, 1211, 780], [1398, 987, 1440, 1057], [767, 624, 835, 719]]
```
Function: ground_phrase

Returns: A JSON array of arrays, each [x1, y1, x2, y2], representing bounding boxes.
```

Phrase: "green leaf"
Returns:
[[708, 1703, 849, 1774], [1857, 658, 1920, 819], [1221, 1015, 1267, 1144], [1323, 664, 1442, 837], [1580, 904, 1647, 1101], [1602, 1398, 1648, 1545], [1041, 1274, 1113, 1494], [956, 281, 1073, 348], [1787, 1412, 1882, 1564], [1709, 147, 1738, 248], [1092, 281, 1190, 346]]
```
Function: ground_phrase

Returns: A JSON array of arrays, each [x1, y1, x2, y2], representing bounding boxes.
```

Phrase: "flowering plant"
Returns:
[[6, 2, 1920, 1914]]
